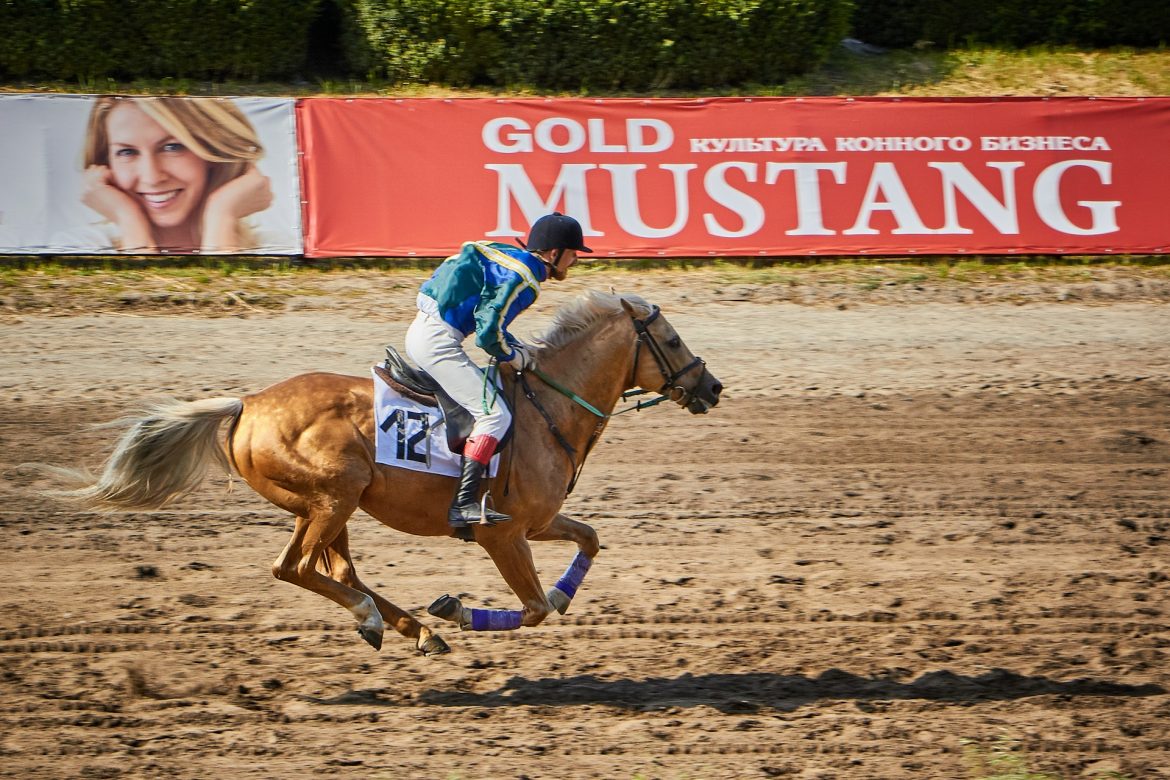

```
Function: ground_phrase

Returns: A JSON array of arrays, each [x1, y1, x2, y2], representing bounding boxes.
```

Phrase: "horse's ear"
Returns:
[[619, 298, 637, 317]]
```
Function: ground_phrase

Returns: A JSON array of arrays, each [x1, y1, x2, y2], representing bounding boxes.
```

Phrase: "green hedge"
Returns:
[[0, 0, 322, 81], [349, 0, 854, 90], [851, 0, 1170, 49], [5, 0, 1170, 87]]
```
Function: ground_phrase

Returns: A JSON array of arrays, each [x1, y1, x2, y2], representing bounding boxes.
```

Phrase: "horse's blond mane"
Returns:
[[534, 290, 652, 351]]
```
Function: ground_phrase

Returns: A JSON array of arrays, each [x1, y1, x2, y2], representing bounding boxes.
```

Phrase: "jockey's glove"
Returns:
[[507, 343, 535, 372]]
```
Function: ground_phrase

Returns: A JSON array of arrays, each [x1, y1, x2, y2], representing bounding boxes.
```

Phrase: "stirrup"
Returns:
[[448, 493, 511, 528], [448, 504, 508, 542], [478, 492, 511, 525]]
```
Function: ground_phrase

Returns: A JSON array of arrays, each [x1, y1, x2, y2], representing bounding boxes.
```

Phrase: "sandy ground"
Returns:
[[1, 265, 1168, 780]]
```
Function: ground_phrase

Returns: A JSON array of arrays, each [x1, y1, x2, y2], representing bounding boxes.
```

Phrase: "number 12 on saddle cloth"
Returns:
[[371, 368, 500, 478]]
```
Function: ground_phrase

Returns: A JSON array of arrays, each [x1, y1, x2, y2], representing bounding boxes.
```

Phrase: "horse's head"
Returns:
[[620, 298, 722, 414]]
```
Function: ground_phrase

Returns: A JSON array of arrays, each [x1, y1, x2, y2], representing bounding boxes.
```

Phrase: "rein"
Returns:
[[514, 304, 704, 496], [530, 367, 670, 418]]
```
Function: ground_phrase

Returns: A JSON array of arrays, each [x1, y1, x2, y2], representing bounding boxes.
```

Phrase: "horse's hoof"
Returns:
[[427, 594, 462, 621], [547, 587, 572, 615], [357, 625, 383, 651], [417, 634, 451, 656]]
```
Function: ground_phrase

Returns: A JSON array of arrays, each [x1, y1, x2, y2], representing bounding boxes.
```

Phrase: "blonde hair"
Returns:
[[83, 97, 266, 248]]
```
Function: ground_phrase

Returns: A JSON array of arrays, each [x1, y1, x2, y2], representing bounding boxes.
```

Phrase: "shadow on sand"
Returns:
[[300, 668, 1164, 713]]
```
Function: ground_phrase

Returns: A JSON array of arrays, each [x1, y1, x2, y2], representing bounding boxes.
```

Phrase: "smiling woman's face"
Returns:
[[105, 102, 210, 229]]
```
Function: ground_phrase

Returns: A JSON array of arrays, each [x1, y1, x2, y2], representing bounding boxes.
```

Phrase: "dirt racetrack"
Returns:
[[1, 264, 1168, 780]]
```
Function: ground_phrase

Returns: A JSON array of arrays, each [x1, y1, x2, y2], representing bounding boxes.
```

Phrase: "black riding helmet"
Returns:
[[522, 212, 593, 254]]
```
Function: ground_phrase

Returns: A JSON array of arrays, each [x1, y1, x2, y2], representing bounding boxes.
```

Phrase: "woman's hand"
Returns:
[[205, 166, 273, 221], [202, 166, 273, 253], [81, 165, 154, 251]]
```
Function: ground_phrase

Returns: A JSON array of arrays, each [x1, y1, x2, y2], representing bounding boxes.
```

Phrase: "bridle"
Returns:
[[508, 303, 707, 496], [628, 305, 706, 408]]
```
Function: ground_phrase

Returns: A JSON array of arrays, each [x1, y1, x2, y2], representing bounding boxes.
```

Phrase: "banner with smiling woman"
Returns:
[[0, 95, 302, 255]]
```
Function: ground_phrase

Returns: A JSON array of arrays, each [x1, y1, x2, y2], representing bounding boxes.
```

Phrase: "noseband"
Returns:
[[629, 305, 706, 405]]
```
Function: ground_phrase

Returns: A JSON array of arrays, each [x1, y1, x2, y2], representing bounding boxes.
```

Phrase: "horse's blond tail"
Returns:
[[39, 397, 244, 511]]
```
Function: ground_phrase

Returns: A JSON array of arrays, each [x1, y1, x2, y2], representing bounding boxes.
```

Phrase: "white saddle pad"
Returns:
[[371, 368, 498, 477]]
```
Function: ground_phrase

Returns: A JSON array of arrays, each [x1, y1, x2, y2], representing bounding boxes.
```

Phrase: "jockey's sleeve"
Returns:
[[473, 273, 527, 361]]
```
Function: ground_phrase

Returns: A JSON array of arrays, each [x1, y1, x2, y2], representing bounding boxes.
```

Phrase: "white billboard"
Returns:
[[0, 94, 302, 255]]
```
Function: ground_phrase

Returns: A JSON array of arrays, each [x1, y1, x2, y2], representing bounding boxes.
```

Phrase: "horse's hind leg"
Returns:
[[271, 503, 386, 650], [319, 527, 451, 656]]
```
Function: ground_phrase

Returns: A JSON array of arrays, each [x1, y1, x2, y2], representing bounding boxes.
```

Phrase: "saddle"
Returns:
[[379, 347, 511, 455]]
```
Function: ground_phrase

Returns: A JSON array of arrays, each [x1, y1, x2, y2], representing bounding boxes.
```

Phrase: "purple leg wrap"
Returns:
[[552, 552, 593, 600], [468, 608, 523, 631]]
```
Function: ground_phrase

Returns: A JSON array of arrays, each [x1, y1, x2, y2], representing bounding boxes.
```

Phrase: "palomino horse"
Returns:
[[48, 291, 722, 654]]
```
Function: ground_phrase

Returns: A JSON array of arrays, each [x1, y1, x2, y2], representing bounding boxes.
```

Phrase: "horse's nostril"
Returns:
[[712, 382, 723, 396]]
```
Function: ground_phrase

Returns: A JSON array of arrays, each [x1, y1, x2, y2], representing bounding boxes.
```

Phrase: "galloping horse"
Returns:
[[47, 291, 722, 655]]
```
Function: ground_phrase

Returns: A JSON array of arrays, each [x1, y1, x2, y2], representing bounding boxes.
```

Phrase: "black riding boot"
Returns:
[[448, 456, 511, 529]]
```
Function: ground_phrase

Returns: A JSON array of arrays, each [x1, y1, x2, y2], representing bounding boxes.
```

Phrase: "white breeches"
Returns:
[[404, 310, 512, 442]]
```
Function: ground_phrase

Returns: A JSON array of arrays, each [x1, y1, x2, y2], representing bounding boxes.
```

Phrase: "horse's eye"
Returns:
[[667, 337, 681, 349]]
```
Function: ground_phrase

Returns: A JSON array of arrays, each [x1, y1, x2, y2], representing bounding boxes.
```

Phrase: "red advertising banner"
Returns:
[[298, 97, 1170, 257]]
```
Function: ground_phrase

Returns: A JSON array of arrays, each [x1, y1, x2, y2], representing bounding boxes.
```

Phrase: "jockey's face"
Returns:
[[546, 248, 579, 281]]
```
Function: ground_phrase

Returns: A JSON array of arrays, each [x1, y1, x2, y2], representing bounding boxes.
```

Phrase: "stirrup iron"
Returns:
[[478, 492, 508, 526]]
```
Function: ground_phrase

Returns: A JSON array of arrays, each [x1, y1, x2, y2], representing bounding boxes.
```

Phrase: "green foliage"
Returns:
[[348, 0, 444, 83], [232, 0, 323, 80], [490, 0, 673, 90], [325, 0, 375, 77], [0, 0, 63, 78], [7, 0, 1168, 89], [351, 0, 853, 89], [851, 0, 1170, 49], [0, 0, 321, 81], [962, 735, 1062, 780], [131, 0, 238, 79], [0, 0, 137, 81], [962, 734, 1137, 780]]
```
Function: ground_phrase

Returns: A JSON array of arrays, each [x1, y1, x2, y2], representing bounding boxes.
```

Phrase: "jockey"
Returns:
[[404, 212, 592, 531]]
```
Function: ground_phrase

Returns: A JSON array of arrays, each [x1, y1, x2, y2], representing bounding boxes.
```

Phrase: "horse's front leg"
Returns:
[[527, 513, 598, 615], [428, 528, 554, 631], [528, 512, 599, 557]]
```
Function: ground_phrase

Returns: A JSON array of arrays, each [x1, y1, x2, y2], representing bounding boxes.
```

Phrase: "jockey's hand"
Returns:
[[507, 344, 534, 372]]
